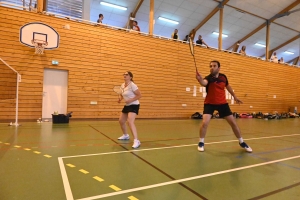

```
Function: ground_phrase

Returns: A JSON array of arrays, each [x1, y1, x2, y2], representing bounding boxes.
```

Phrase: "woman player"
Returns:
[[117, 71, 142, 148]]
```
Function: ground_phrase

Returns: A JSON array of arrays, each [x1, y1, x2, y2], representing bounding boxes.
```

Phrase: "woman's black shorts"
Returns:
[[122, 104, 140, 115]]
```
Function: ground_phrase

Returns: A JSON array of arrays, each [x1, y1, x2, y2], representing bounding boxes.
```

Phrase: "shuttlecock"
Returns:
[[9, 122, 13, 126]]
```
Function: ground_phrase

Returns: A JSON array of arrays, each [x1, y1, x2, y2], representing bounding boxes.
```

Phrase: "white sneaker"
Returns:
[[118, 134, 130, 140], [197, 142, 204, 152], [132, 139, 141, 149]]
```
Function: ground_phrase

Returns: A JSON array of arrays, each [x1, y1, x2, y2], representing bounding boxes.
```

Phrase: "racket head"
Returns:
[[113, 86, 122, 94], [189, 37, 194, 56]]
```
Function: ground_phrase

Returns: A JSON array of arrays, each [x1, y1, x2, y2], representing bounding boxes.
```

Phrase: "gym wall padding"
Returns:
[[0, 6, 299, 120]]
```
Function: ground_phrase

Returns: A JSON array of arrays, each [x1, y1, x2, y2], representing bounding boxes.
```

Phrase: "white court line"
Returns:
[[77, 155, 300, 200], [58, 157, 74, 200], [60, 133, 300, 159]]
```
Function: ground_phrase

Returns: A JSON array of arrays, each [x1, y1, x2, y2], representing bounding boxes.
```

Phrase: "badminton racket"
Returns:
[[189, 37, 199, 75], [113, 86, 123, 103], [113, 86, 123, 95]]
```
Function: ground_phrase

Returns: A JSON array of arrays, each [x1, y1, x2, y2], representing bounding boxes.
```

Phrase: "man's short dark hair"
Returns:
[[99, 14, 103, 18], [134, 20, 138, 24], [210, 60, 220, 68]]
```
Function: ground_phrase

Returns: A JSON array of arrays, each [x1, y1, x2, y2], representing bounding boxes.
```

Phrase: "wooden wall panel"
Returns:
[[0, 6, 299, 120]]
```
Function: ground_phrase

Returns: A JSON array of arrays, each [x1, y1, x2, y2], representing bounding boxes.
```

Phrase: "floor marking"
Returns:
[[109, 185, 121, 191], [93, 176, 104, 182], [44, 155, 52, 158], [78, 155, 300, 200], [58, 157, 74, 200], [33, 151, 41, 154], [4, 143, 10, 145], [14, 145, 21, 148], [60, 133, 300, 159], [128, 196, 139, 200], [66, 164, 76, 168], [24, 148, 31, 151], [79, 169, 89, 174]]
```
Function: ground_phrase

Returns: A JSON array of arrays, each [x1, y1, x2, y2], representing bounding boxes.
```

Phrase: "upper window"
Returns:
[[47, 0, 82, 19], [1, 0, 82, 19]]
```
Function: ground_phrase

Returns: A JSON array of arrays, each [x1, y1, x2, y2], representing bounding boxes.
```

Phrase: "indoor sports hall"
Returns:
[[0, 0, 300, 200]]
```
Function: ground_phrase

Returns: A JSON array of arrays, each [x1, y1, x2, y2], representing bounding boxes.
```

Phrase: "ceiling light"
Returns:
[[284, 51, 294, 54], [212, 32, 228, 37], [255, 43, 266, 47], [158, 17, 179, 24], [100, 2, 127, 10]]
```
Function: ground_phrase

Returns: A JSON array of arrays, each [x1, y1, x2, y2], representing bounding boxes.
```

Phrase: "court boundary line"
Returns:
[[77, 155, 300, 200], [60, 133, 300, 159], [58, 133, 300, 200]]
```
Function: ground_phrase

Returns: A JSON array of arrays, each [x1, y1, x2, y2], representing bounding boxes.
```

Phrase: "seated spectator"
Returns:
[[132, 21, 140, 32], [195, 35, 208, 48], [171, 29, 179, 40], [279, 57, 284, 64], [270, 52, 278, 63], [97, 14, 104, 24], [183, 35, 189, 42], [239, 45, 246, 56]]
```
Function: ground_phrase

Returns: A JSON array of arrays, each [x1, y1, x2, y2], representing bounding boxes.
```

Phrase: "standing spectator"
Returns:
[[279, 57, 284, 64], [97, 14, 104, 24], [196, 35, 208, 48], [270, 52, 278, 63], [239, 45, 247, 56], [171, 29, 179, 40], [236, 41, 241, 52], [132, 21, 140, 32]]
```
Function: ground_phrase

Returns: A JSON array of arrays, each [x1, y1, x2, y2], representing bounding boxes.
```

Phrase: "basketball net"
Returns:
[[32, 40, 48, 55]]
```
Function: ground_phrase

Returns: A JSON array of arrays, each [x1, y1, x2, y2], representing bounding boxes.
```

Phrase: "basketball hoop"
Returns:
[[31, 39, 48, 55]]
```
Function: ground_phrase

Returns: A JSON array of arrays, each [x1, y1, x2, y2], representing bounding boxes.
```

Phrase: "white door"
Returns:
[[42, 68, 68, 120]]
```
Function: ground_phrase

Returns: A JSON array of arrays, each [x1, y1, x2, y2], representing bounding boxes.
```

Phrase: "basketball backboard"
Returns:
[[20, 22, 60, 49]]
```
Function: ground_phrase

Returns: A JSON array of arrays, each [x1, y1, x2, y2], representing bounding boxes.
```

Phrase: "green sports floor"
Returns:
[[1, 119, 300, 200]]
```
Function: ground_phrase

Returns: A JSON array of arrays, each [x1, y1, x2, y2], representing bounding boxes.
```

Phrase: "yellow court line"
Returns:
[[79, 169, 89, 174], [14, 145, 21, 148], [109, 185, 121, 191], [24, 148, 31, 151], [66, 164, 76, 168], [93, 176, 104, 182], [33, 151, 41, 154], [128, 196, 139, 200], [44, 155, 52, 158]]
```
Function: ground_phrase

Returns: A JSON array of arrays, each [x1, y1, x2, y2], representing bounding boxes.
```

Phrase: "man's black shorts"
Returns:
[[203, 103, 232, 118], [122, 104, 140, 115]]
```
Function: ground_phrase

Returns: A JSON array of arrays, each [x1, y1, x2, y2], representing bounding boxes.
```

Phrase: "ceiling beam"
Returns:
[[260, 34, 300, 58], [293, 56, 299, 65], [227, 0, 300, 50], [189, 0, 229, 41], [125, 0, 144, 29], [286, 56, 300, 65], [225, 4, 300, 33]]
